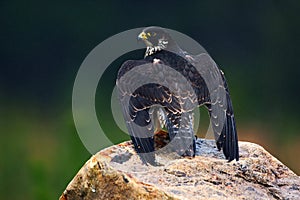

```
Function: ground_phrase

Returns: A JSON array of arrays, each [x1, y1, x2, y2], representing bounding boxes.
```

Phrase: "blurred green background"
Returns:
[[1, 1, 300, 199]]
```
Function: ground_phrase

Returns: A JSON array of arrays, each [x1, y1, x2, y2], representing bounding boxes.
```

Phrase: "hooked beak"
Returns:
[[138, 31, 148, 40], [138, 31, 153, 47]]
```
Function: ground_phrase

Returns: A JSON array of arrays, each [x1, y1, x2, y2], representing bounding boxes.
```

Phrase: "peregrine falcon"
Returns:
[[116, 27, 239, 165]]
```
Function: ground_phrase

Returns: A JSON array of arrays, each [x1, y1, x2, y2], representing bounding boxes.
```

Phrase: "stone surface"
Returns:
[[60, 139, 300, 200]]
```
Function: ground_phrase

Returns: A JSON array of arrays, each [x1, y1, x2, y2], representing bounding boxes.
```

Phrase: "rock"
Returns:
[[59, 139, 300, 200]]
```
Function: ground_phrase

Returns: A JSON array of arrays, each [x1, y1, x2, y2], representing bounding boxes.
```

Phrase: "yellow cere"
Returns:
[[141, 32, 148, 39]]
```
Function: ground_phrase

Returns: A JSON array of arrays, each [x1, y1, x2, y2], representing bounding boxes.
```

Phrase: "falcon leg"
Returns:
[[165, 112, 196, 157]]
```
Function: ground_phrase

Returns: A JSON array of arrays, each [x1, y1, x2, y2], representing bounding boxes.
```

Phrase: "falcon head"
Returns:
[[138, 26, 173, 57]]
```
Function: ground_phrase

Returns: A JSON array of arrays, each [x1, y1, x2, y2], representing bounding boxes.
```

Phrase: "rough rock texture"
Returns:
[[60, 139, 300, 200]]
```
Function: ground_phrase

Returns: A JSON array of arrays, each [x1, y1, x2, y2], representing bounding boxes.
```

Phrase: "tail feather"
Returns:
[[217, 112, 239, 161], [214, 92, 239, 161], [130, 136, 156, 165]]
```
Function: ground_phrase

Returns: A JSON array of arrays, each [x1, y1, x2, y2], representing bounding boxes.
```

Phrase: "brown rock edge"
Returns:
[[59, 140, 300, 200]]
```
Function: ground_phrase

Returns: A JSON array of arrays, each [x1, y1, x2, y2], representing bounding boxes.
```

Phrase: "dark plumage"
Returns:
[[116, 26, 239, 165]]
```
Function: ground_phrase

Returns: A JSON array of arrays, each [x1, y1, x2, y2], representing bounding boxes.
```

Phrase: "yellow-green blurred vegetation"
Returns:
[[1, 1, 299, 199]]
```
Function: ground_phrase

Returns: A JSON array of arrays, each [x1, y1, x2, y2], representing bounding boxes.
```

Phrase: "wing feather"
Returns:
[[188, 53, 239, 161], [116, 51, 239, 163]]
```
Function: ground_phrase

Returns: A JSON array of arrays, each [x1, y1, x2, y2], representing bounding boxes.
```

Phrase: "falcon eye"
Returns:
[[152, 32, 157, 36]]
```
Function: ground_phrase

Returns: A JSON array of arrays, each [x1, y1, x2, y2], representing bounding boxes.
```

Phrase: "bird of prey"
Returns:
[[116, 26, 239, 165]]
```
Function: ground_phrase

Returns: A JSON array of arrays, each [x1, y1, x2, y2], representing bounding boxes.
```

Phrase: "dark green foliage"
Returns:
[[1, 1, 299, 199]]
